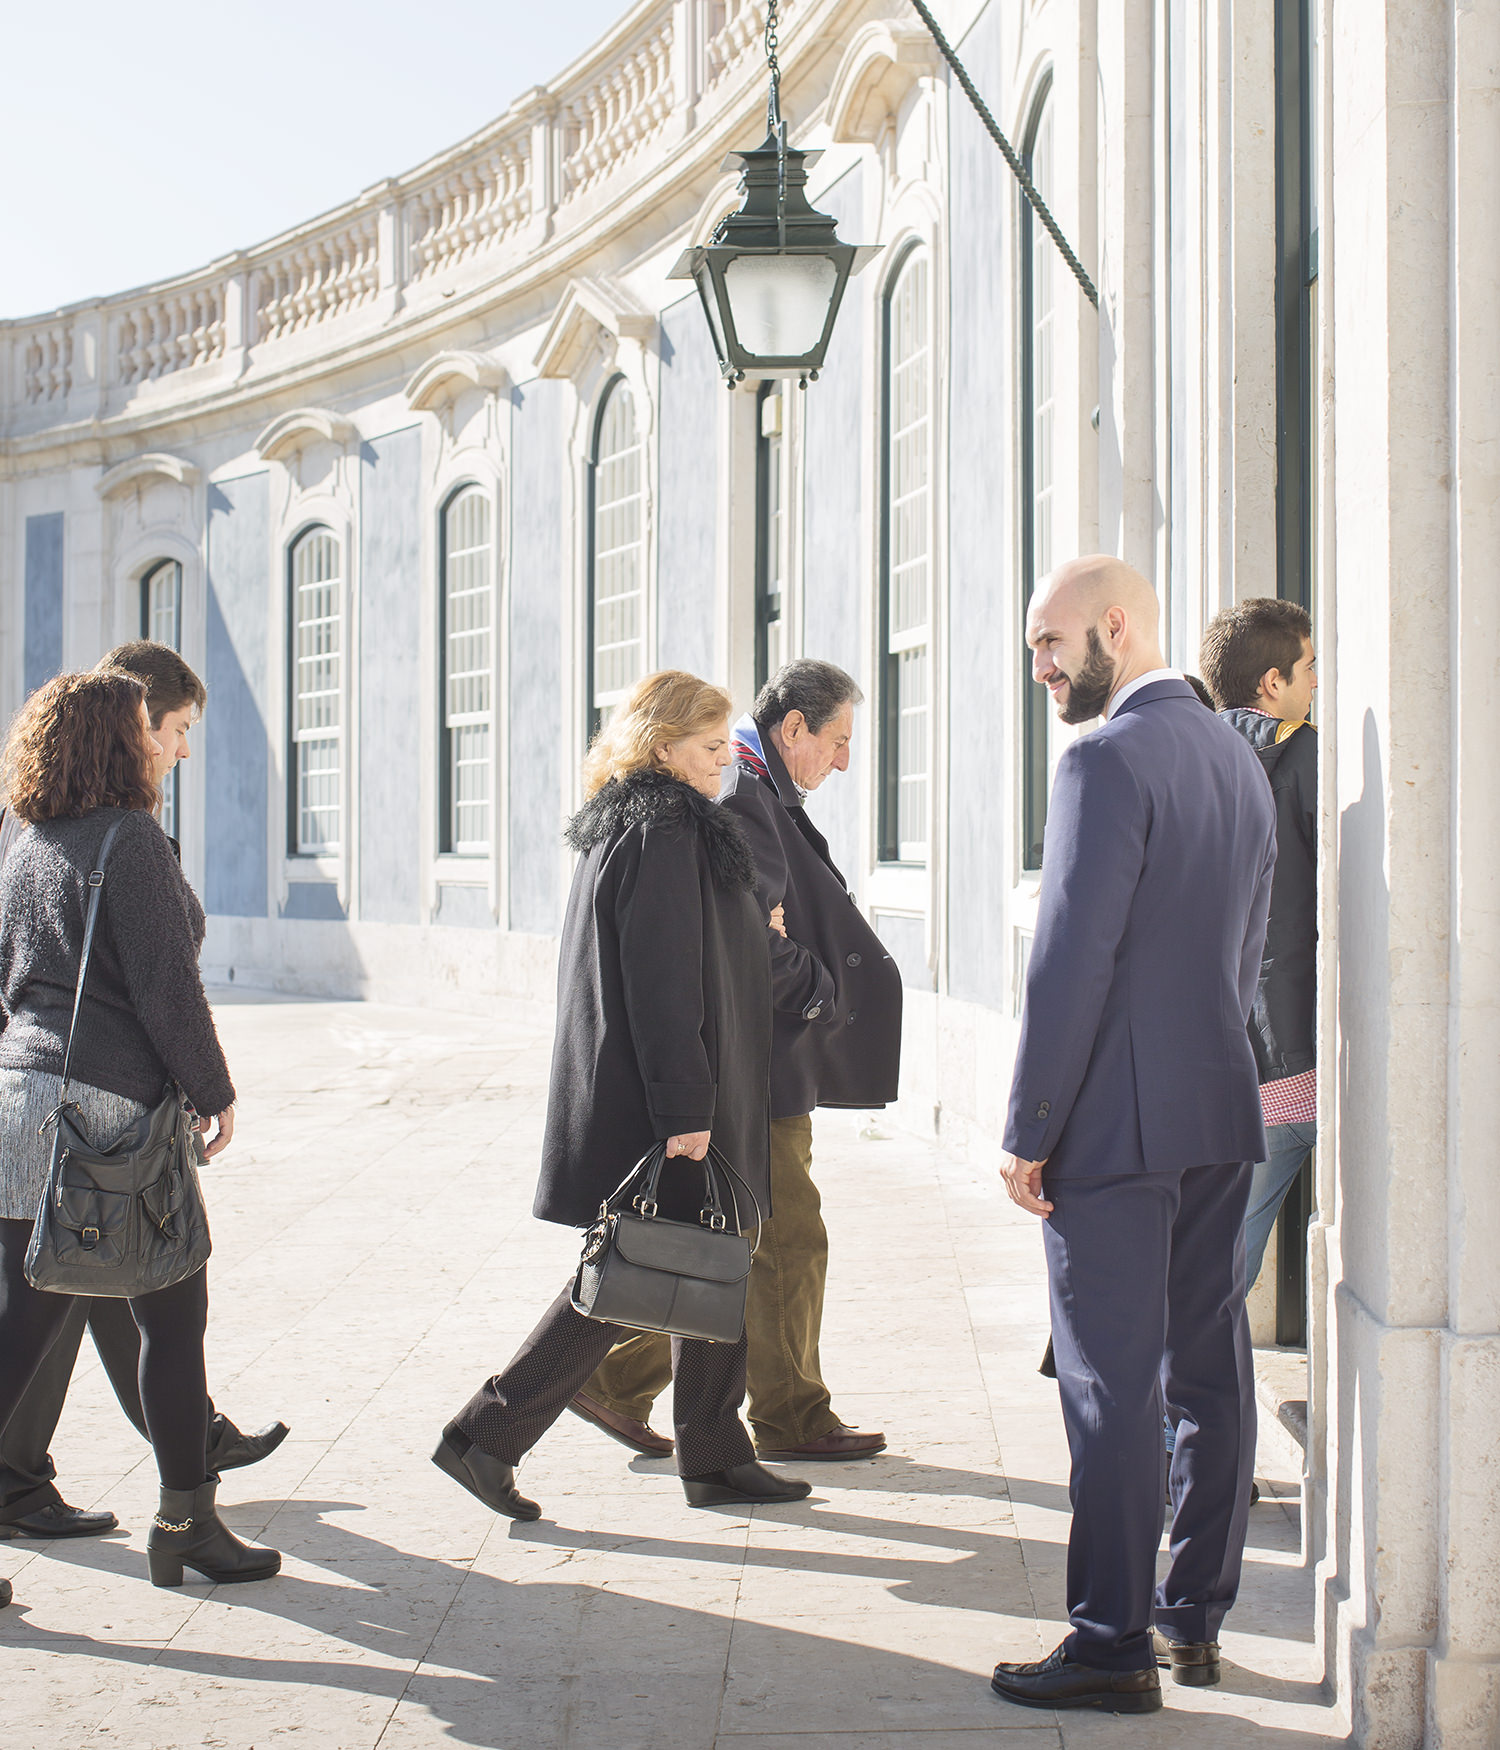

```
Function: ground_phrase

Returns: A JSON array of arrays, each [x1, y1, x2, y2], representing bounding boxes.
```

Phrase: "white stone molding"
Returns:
[[95, 452, 200, 499], [534, 277, 657, 382], [827, 21, 942, 147], [254, 408, 358, 464], [404, 351, 510, 414]]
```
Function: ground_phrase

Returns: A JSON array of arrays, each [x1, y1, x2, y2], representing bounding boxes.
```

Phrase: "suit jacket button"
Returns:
[[846, 952, 862, 967], [1036, 1100, 1050, 1118], [845, 1011, 857, 1025], [804, 1004, 822, 1020]]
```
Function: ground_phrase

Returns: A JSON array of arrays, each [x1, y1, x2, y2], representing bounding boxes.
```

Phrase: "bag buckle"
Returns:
[[632, 1196, 658, 1219], [88, 871, 105, 889], [81, 1226, 100, 1250], [700, 1209, 727, 1232]]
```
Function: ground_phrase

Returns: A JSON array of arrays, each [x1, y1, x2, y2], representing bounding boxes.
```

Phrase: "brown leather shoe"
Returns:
[[568, 1392, 674, 1457], [756, 1425, 887, 1461]]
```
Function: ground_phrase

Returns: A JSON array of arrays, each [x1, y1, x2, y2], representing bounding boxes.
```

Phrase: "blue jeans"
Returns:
[[1243, 1121, 1316, 1290]]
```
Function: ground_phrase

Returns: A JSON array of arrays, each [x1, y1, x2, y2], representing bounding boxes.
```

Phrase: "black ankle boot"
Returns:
[[206, 1413, 290, 1473], [432, 1424, 541, 1521], [681, 1462, 812, 1506], [147, 1479, 281, 1588]]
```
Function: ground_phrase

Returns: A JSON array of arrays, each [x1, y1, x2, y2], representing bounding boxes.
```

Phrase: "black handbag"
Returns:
[[571, 1142, 761, 1343], [24, 818, 212, 1297]]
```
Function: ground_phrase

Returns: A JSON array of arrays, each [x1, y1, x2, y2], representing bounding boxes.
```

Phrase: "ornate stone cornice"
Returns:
[[534, 277, 657, 382], [254, 408, 357, 462], [404, 351, 510, 412], [94, 451, 200, 498]]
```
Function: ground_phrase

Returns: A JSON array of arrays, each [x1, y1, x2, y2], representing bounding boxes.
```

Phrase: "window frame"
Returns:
[[140, 558, 184, 840], [585, 374, 647, 745], [285, 524, 344, 859], [1017, 74, 1056, 874], [754, 383, 787, 694], [877, 240, 934, 867], [438, 481, 496, 857]]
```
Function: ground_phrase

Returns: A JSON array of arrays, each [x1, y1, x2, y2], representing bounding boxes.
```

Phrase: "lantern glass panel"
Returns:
[[723, 253, 839, 359]]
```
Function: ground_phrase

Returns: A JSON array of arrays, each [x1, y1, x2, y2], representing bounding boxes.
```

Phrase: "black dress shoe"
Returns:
[[0, 1577, 11, 1608], [432, 1424, 541, 1521], [991, 1644, 1162, 1714], [681, 1462, 812, 1507], [0, 1499, 119, 1540], [1152, 1629, 1221, 1686], [206, 1414, 290, 1473]]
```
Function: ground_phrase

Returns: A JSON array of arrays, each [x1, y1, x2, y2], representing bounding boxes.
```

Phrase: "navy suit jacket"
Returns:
[[1004, 678, 1277, 1178]]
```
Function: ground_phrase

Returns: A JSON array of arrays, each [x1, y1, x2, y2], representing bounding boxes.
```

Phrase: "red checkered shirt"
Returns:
[[1260, 1068, 1316, 1127]]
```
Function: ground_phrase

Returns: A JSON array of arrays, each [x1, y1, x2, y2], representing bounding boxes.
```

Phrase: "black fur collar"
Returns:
[[565, 767, 757, 892]]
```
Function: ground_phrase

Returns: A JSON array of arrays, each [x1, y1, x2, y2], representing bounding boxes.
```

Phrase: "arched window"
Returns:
[[288, 527, 342, 855], [879, 245, 932, 864], [440, 485, 494, 854], [1019, 81, 1054, 871], [587, 378, 645, 735], [141, 559, 183, 839]]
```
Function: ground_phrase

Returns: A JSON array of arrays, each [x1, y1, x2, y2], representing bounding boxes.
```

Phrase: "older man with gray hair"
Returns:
[[575, 659, 902, 1462]]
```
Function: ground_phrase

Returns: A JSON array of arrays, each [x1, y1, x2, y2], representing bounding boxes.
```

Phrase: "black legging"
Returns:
[[0, 1218, 208, 1491]]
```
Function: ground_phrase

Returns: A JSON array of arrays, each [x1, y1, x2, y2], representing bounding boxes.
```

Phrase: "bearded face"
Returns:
[[1051, 626, 1118, 724]]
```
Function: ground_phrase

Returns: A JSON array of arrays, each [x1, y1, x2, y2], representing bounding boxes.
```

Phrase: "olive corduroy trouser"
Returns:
[[582, 1114, 841, 1449]]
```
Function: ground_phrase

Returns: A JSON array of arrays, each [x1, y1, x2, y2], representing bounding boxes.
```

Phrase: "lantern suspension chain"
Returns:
[[906, 0, 1099, 309], [765, 0, 788, 251]]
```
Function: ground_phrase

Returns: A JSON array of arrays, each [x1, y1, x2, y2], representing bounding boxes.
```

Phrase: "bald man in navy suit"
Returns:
[[990, 557, 1276, 1716]]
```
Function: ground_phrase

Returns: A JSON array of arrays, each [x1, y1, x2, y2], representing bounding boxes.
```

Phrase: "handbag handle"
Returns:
[[598, 1140, 765, 1249], [49, 817, 126, 1118]]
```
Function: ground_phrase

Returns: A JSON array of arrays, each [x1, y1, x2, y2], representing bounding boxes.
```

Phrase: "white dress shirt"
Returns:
[[1105, 667, 1185, 720]]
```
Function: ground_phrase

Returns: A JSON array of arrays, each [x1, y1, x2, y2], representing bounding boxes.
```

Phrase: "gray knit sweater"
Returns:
[[0, 807, 234, 1114]]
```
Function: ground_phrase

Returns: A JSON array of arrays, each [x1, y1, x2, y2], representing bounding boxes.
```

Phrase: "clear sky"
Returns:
[[0, 1, 635, 319]]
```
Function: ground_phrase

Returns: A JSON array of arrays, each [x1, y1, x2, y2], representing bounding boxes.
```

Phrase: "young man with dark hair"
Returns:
[[0, 644, 286, 1545], [1199, 598, 1319, 1287]]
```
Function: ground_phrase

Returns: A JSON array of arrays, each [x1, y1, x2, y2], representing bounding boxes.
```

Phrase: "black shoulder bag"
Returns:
[[571, 1142, 761, 1343], [24, 818, 212, 1296]]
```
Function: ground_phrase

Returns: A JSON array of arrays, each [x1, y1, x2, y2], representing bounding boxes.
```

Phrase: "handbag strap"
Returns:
[[599, 1140, 765, 1253], [56, 817, 127, 1103]]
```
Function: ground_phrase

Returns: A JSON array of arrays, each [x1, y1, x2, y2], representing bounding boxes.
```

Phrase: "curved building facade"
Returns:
[[3, 2, 1498, 1742]]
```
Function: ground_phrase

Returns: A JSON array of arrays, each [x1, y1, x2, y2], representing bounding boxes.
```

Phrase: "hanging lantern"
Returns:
[[668, 1, 874, 386]]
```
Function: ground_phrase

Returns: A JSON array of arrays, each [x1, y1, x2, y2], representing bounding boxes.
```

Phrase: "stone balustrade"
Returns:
[[0, 0, 787, 434]]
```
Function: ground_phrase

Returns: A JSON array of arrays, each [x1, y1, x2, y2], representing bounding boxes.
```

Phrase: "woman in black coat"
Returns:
[[434, 671, 809, 1517]]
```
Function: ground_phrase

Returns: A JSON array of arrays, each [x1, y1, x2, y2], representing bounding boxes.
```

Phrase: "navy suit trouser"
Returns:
[[1042, 1161, 1256, 1670]]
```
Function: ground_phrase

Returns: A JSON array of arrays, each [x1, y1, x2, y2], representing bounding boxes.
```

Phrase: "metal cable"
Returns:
[[907, 0, 1099, 309]]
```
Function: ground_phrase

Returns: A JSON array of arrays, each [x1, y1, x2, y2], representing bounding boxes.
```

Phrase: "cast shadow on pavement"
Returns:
[[3, 1492, 1334, 1747]]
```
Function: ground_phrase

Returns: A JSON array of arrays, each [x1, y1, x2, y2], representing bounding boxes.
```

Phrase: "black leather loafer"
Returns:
[[206, 1414, 290, 1473], [432, 1424, 541, 1521], [991, 1644, 1162, 1713], [0, 1500, 119, 1540], [681, 1462, 812, 1507], [1153, 1629, 1221, 1686]]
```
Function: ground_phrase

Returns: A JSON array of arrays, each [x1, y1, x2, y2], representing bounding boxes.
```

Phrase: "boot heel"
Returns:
[[148, 1549, 185, 1588]]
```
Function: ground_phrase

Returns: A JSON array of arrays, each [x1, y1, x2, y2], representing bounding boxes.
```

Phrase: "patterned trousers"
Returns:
[[453, 1284, 755, 1477]]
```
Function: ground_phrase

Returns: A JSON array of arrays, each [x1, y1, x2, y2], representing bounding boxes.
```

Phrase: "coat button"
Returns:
[[845, 1011, 857, 1026], [846, 952, 862, 967], [1035, 1100, 1050, 1119], [804, 1004, 822, 1021]]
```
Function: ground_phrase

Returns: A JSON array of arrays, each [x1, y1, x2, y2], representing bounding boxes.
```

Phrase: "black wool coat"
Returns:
[[533, 768, 772, 1232], [721, 727, 902, 1119], [1221, 709, 1317, 1083]]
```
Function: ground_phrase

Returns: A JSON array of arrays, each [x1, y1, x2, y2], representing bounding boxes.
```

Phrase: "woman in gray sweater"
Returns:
[[0, 669, 278, 1600]]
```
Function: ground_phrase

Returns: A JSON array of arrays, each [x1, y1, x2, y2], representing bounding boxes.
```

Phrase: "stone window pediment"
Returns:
[[534, 276, 655, 383], [95, 452, 200, 499], [254, 408, 358, 464], [405, 352, 510, 413]]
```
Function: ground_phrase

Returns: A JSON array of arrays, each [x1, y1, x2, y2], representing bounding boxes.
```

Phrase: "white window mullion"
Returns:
[[443, 485, 494, 853], [291, 529, 343, 855], [591, 381, 645, 723]]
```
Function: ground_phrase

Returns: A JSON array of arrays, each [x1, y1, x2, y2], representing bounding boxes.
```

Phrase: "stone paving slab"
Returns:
[[0, 993, 1349, 1749]]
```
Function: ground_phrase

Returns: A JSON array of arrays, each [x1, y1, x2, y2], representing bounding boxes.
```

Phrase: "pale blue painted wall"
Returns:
[[508, 379, 566, 934], [23, 512, 64, 693], [204, 475, 270, 918], [800, 164, 866, 880], [946, 0, 1011, 1010], [359, 427, 424, 924], [656, 296, 718, 677]]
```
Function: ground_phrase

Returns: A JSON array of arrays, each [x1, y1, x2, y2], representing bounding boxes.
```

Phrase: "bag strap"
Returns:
[[57, 817, 127, 1102], [597, 1140, 765, 1253]]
